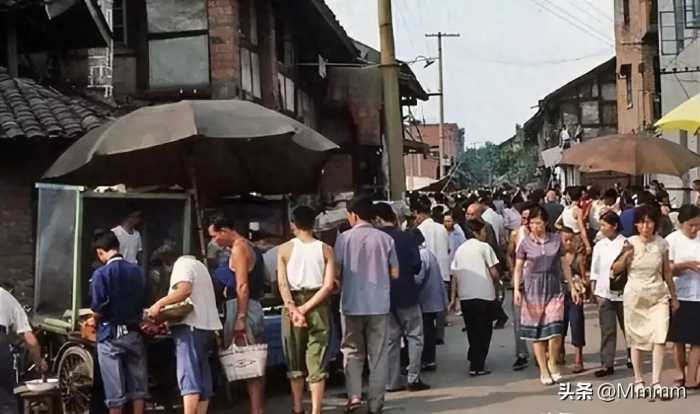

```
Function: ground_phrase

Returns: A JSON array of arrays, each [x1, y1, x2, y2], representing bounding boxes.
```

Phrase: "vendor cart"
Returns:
[[31, 183, 192, 413]]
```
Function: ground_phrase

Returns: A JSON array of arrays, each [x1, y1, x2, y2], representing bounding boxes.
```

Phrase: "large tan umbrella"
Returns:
[[43, 99, 339, 255], [559, 134, 700, 176]]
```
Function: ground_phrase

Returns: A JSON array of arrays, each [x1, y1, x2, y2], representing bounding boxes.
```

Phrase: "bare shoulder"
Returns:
[[321, 242, 334, 256], [278, 240, 294, 258]]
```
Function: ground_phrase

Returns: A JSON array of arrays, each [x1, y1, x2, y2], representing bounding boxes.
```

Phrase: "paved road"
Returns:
[[213, 292, 700, 414]]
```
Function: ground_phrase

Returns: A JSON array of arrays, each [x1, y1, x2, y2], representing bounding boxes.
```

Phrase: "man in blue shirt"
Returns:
[[374, 202, 429, 392], [88, 230, 148, 414], [335, 196, 399, 414]]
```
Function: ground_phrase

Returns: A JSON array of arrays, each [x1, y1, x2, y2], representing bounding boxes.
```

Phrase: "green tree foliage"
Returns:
[[453, 142, 539, 188]]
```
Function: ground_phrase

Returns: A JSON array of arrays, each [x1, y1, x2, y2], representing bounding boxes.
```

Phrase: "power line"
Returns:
[[565, 0, 613, 26], [581, 0, 614, 22], [528, 0, 614, 46], [538, 0, 614, 43], [468, 48, 612, 66]]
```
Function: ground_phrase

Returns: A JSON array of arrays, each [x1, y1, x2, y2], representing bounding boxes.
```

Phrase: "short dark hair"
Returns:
[[527, 205, 549, 223], [210, 215, 248, 236], [603, 189, 618, 200], [633, 205, 660, 231], [413, 199, 431, 215], [152, 244, 179, 266], [93, 229, 119, 251], [210, 215, 235, 231], [599, 210, 621, 230], [410, 228, 425, 245], [348, 196, 375, 221], [465, 219, 485, 234], [374, 202, 397, 224], [291, 205, 316, 231], [559, 226, 575, 235], [587, 186, 600, 199], [566, 186, 583, 202], [678, 204, 700, 224]]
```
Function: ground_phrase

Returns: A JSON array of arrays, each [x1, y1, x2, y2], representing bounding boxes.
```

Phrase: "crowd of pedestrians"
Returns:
[[6, 180, 700, 414]]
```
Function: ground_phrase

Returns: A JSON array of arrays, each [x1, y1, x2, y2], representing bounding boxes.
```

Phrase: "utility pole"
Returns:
[[378, 0, 406, 199], [426, 32, 460, 179]]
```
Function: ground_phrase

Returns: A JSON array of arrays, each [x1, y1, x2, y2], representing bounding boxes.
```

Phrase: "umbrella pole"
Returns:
[[188, 163, 207, 259]]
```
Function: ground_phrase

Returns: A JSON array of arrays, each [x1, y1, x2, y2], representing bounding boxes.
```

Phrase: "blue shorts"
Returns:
[[96, 332, 148, 408], [171, 325, 215, 400]]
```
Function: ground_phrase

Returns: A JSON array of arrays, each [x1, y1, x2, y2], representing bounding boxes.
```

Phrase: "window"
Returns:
[[240, 0, 261, 99], [240, 0, 258, 46], [623, 0, 630, 24], [278, 73, 295, 113], [620, 64, 633, 108], [240, 48, 261, 99], [112, 0, 126, 44], [145, 0, 209, 90], [687, 0, 700, 28]]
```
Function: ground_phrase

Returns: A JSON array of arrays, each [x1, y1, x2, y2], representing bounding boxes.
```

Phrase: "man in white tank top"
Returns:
[[277, 206, 336, 414]]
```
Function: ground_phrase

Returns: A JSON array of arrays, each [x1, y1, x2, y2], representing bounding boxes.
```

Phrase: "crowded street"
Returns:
[[4, 1, 700, 414], [217, 301, 700, 414]]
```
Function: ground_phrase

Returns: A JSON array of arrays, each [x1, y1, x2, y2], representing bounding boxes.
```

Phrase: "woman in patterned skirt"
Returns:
[[514, 205, 577, 385]]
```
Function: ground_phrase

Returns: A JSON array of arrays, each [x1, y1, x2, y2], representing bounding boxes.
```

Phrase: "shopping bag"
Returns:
[[219, 340, 267, 382]]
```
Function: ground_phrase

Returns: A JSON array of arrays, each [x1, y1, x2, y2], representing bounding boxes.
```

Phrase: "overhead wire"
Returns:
[[528, 0, 614, 46], [538, 0, 614, 44], [467, 48, 612, 66], [565, 0, 613, 26], [581, 0, 614, 22]]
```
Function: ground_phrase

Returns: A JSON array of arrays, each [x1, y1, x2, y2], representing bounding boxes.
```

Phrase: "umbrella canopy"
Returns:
[[654, 92, 700, 133], [43, 99, 339, 195], [559, 134, 700, 176]]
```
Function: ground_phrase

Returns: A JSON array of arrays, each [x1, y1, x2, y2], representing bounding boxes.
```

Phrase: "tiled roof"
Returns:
[[0, 67, 109, 140], [0, 0, 43, 9]]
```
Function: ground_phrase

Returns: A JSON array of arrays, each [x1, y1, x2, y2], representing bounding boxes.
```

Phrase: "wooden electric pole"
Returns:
[[426, 32, 460, 178], [378, 0, 406, 200]]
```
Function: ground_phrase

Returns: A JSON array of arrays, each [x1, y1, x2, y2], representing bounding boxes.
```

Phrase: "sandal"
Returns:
[[673, 374, 685, 386], [633, 379, 645, 395], [547, 359, 562, 382], [344, 399, 362, 413], [540, 375, 555, 386], [572, 363, 584, 374], [650, 383, 671, 401]]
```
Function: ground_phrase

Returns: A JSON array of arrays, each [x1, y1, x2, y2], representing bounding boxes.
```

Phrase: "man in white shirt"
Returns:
[[0, 287, 49, 414], [148, 251, 222, 414], [413, 201, 450, 344], [449, 219, 500, 376], [479, 199, 506, 247], [589, 211, 629, 378], [112, 211, 143, 264]]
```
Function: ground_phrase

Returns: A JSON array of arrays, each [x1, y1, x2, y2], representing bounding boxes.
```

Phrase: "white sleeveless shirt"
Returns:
[[286, 238, 325, 291], [561, 206, 580, 233]]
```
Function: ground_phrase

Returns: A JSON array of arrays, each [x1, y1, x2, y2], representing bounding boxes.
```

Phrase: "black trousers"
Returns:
[[460, 299, 494, 371], [421, 312, 438, 365]]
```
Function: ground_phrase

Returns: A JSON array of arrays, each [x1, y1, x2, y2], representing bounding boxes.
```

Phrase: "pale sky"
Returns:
[[325, 0, 615, 145]]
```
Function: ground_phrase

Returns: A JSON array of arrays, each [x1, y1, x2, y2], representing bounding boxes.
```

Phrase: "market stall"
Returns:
[[32, 183, 192, 413]]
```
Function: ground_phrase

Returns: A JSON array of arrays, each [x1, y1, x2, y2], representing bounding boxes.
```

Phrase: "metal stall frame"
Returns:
[[34, 183, 193, 333]]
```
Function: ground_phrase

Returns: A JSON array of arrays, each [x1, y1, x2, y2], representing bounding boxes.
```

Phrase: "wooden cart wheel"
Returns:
[[57, 345, 94, 414]]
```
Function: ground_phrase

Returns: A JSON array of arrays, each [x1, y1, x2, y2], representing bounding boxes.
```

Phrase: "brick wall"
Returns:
[[208, 0, 241, 99], [614, 0, 658, 133], [0, 143, 70, 305]]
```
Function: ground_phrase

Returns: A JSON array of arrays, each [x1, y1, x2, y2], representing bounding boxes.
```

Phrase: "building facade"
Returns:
[[524, 58, 625, 190], [657, 0, 700, 204], [404, 123, 463, 191], [614, 0, 661, 134]]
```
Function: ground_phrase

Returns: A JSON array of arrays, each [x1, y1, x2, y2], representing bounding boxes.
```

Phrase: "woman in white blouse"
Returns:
[[590, 211, 631, 377], [666, 205, 700, 388]]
